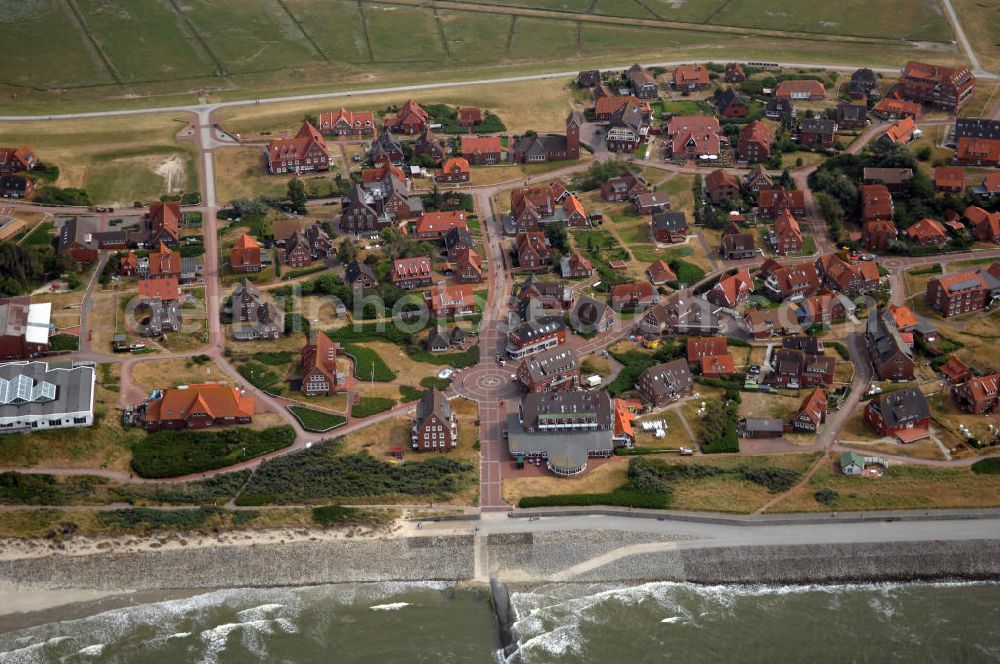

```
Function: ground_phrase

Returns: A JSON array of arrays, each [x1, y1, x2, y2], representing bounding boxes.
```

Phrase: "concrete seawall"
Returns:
[[2, 532, 999, 592]]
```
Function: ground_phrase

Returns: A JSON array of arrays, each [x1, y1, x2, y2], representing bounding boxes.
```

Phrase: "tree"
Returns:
[[379, 227, 407, 259], [287, 178, 307, 215], [544, 223, 569, 256], [780, 168, 794, 190], [338, 237, 357, 264]]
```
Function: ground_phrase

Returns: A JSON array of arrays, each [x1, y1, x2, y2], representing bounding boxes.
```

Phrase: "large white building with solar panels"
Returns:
[[0, 362, 95, 433]]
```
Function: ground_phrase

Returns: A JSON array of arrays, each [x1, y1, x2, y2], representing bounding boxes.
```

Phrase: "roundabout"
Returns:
[[454, 365, 520, 402]]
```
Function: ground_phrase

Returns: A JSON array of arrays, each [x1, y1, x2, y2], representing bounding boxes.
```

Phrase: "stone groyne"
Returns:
[[2, 532, 999, 592]]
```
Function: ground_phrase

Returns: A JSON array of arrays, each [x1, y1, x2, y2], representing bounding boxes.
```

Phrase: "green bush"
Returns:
[[236, 446, 474, 504], [109, 471, 252, 505], [420, 376, 452, 391], [829, 342, 850, 360], [399, 385, 426, 402], [519, 489, 669, 509], [972, 458, 1000, 475], [666, 259, 706, 288], [735, 466, 800, 493], [814, 487, 838, 505], [130, 426, 295, 478], [289, 406, 346, 432], [699, 400, 739, 454], [351, 396, 396, 418], [48, 334, 79, 352], [96, 507, 223, 534], [313, 505, 367, 525], [252, 351, 294, 366]]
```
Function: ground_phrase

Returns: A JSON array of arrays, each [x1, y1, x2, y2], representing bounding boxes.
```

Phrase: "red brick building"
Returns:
[[390, 256, 434, 290], [435, 157, 470, 184], [771, 210, 803, 256], [514, 231, 551, 272], [383, 99, 430, 135], [230, 233, 263, 273], [318, 108, 376, 136], [926, 269, 995, 318], [0, 145, 36, 175], [301, 331, 347, 396], [411, 388, 457, 451], [896, 61, 975, 113], [757, 187, 806, 218], [413, 211, 469, 240], [737, 121, 772, 163], [461, 136, 503, 165], [141, 384, 254, 431], [264, 121, 330, 175]]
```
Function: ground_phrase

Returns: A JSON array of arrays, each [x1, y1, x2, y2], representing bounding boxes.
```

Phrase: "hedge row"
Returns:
[[130, 426, 295, 478]]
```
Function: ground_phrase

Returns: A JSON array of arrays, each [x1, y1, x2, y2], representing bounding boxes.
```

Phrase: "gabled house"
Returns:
[[775, 80, 826, 100], [705, 169, 741, 203], [719, 223, 756, 261], [56, 218, 98, 265], [390, 256, 433, 290], [0, 175, 32, 199], [934, 166, 965, 193], [369, 132, 405, 165], [460, 136, 503, 165], [792, 387, 828, 432], [953, 373, 1000, 414], [859, 183, 894, 223], [757, 187, 805, 218], [762, 261, 821, 299], [835, 103, 868, 130], [627, 63, 660, 98], [517, 347, 580, 393], [770, 210, 804, 255], [511, 112, 582, 163], [743, 305, 800, 339], [646, 259, 677, 286], [300, 331, 347, 396], [346, 260, 378, 289], [436, 157, 470, 184], [724, 63, 746, 83], [707, 268, 754, 308], [797, 291, 854, 325], [965, 205, 1000, 243], [506, 315, 566, 359], [601, 173, 648, 202], [637, 359, 694, 407], [737, 120, 773, 163], [570, 295, 615, 334], [610, 281, 655, 311], [863, 219, 899, 253], [514, 231, 550, 272], [939, 355, 971, 384], [232, 279, 284, 340], [865, 387, 931, 442], [907, 218, 948, 248], [666, 115, 723, 159], [874, 96, 921, 120], [955, 137, 1000, 167], [865, 310, 914, 381], [453, 247, 484, 284], [383, 99, 430, 135], [926, 268, 1000, 318], [264, 121, 329, 174], [318, 108, 376, 136], [863, 167, 913, 194], [799, 118, 837, 149], [413, 126, 445, 163], [764, 97, 796, 121], [0, 145, 36, 175], [509, 180, 569, 232], [561, 251, 593, 279], [444, 226, 476, 258], [458, 107, 483, 128], [717, 88, 750, 119], [425, 283, 475, 317], [880, 117, 917, 146], [230, 233, 263, 273], [650, 211, 688, 244], [147, 201, 181, 245], [768, 346, 835, 388], [638, 294, 720, 336], [147, 242, 182, 280], [686, 336, 728, 370], [412, 388, 457, 451], [671, 64, 709, 92], [816, 253, 880, 295], [633, 191, 670, 216], [340, 176, 421, 234], [742, 165, 773, 195]]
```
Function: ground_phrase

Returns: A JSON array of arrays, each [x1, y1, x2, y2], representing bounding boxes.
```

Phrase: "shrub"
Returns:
[[252, 351, 294, 366], [351, 396, 396, 418], [48, 334, 79, 352], [829, 342, 850, 360], [398, 385, 426, 402], [518, 490, 669, 509], [96, 507, 223, 534], [313, 505, 366, 525], [420, 376, 452, 391], [699, 400, 739, 454], [814, 488, 838, 505], [236, 446, 474, 504], [972, 458, 1000, 475], [130, 426, 295, 478], [735, 466, 800, 493]]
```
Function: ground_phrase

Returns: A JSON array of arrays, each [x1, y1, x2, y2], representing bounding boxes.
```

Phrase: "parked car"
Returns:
[[437, 368, 454, 380]]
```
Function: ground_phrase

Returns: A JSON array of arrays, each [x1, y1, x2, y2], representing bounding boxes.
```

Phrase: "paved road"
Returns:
[[940, 0, 984, 76]]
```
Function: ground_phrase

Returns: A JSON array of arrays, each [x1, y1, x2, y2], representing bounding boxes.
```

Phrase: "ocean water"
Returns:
[[2, 581, 1000, 663]]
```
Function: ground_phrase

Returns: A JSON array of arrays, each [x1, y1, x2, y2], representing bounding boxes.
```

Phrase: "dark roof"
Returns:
[[640, 359, 694, 400], [801, 118, 837, 134], [520, 389, 612, 430], [955, 118, 1000, 141], [851, 68, 877, 86], [765, 98, 795, 115], [716, 87, 748, 111], [866, 310, 912, 366], [571, 295, 611, 333], [782, 335, 822, 355], [416, 387, 451, 424], [444, 227, 474, 251], [651, 211, 688, 233], [836, 104, 868, 123], [427, 327, 449, 350], [871, 387, 930, 428], [514, 134, 568, 157], [345, 260, 377, 285], [511, 315, 564, 342], [521, 347, 579, 383], [741, 418, 785, 434]]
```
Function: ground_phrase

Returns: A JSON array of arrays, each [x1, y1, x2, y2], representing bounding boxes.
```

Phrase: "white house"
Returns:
[[0, 361, 95, 434]]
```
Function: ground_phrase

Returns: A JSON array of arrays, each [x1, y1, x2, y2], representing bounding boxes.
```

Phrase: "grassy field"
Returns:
[[771, 459, 1000, 512], [952, 0, 1000, 72], [0, 113, 198, 205], [0, 0, 963, 114]]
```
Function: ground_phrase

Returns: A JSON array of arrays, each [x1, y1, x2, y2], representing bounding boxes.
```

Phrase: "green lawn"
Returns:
[[342, 343, 395, 382], [289, 406, 347, 432], [351, 396, 396, 418]]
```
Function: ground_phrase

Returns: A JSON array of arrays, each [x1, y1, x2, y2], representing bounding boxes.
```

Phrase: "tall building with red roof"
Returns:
[[263, 121, 330, 175]]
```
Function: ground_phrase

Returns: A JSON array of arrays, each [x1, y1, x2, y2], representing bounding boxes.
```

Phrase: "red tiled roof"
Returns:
[[145, 384, 254, 424], [390, 256, 432, 280], [701, 354, 735, 376], [860, 184, 893, 220], [687, 336, 728, 360], [883, 117, 916, 144], [774, 210, 802, 241], [425, 283, 475, 311], [933, 269, 989, 294], [137, 277, 179, 300], [673, 64, 709, 86], [939, 355, 970, 383], [647, 259, 677, 284], [148, 201, 181, 242], [775, 80, 826, 97], [462, 136, 502, 155], [414, 210, 468, 236], [595, 95, 640, 117], [758, 187, 805, 210], [740, 120, 772, 145], [711, 269, 754, 306], [148, 243, 181, 277], [266, 121, 328, 163], [874, 97, 921, 117], [907, 218, 947, 242], [935, 166, 965, 189], [318, 108, 374, 130], [957, 137, 1000, 163]]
